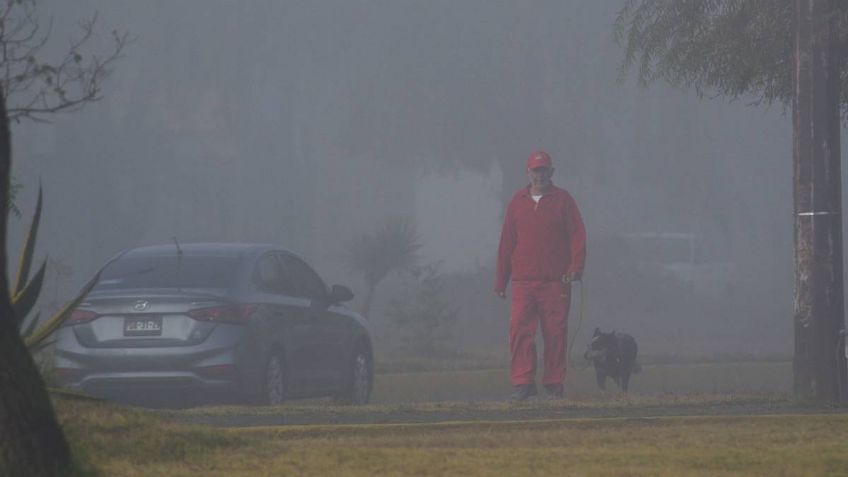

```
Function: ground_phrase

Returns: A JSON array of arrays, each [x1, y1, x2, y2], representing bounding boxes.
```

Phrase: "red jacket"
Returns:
[[495, 184, 586, 293]]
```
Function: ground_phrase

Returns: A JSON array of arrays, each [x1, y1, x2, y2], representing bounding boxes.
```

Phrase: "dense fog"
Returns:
[[10, 1, 814, 361]]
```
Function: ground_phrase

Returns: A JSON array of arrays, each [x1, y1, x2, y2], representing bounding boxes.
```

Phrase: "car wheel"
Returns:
[[335, 347, 372, 405], [263, 352, 286, 406]]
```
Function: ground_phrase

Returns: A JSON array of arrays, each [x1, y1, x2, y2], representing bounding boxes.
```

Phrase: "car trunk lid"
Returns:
[[70, 288, 231, 348]]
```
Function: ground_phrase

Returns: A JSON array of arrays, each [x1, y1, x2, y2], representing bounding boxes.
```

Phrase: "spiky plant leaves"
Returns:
[[27, 338, 54, 355], [13, 182, 41, 296], [23, 253, 125, 349], [20, 311, 40, 338], [24, 275, 97, 349], [49, 388, 103, 402], [13, 259, 45, 327]]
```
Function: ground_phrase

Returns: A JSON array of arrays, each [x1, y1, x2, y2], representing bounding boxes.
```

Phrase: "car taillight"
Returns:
[[65, 309, 98, 325], [187, 305, 257, 324], [195, 364, 236, 379]]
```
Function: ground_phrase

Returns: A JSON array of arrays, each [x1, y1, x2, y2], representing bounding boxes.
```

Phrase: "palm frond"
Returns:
[[28, 338, 55, 355], [20, 311, 40, 337], [344, 218, 421, 286], [13, 183, 42, 296], [13, 259, 45, 326], [24, 275, 97, 349]]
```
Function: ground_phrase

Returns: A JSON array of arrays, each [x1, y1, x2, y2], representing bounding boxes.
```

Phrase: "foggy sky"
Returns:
[[8, 1, 813, 355]]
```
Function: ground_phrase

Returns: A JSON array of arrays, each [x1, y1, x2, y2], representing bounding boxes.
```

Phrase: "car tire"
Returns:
[[262, 351, 286, 406], [334, 347, 372, 405]]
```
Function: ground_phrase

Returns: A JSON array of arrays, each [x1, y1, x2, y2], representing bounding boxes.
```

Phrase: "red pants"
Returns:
[[509, 280, 571, 386]]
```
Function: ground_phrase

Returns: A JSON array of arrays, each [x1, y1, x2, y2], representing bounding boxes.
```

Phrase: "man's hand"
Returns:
[[495, 290, 506, 299]]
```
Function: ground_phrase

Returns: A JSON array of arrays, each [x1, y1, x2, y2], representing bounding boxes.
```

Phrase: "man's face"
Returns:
[[527, 166, 553, 190]]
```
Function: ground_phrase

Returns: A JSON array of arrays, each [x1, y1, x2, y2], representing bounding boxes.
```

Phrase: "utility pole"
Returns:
[[793, 0, 847, 403]]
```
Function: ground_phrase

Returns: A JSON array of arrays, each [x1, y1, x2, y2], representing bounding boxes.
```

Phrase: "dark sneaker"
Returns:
[[510, 383, 538, 401], [544, 383, 564, 399]]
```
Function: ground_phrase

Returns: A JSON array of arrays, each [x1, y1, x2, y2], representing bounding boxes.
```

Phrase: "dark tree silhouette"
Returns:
[[0, 83, 69, 477], [616, 0, 848, 403], [0, 2, 127, 474]]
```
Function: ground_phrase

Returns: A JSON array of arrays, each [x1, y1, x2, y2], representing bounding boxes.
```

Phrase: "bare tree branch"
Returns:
[[0, 0, 132, 123]]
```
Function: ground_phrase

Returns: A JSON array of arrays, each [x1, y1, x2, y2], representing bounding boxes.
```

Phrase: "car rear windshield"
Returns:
[[94, 256, 238, 291]]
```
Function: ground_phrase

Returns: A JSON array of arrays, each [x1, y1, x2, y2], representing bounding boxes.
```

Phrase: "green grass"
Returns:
[[56, 395, 848, 477], [53, 360, 821, 476]]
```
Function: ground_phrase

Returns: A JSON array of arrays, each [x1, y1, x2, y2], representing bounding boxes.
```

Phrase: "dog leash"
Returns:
[[567, 279, 589, 370]]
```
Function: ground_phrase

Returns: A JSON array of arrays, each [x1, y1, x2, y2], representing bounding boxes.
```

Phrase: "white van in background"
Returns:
[[621, 232, 736, 296]]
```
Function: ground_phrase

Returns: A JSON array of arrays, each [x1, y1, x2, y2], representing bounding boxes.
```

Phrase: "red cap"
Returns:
[[526, 150, 552, 170]]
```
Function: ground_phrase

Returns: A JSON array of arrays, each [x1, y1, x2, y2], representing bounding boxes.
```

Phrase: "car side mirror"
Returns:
[[329, 284, 354, 303]]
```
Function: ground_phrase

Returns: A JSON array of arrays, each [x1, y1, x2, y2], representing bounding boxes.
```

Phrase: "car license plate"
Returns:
[[124, 316, 162, 336]]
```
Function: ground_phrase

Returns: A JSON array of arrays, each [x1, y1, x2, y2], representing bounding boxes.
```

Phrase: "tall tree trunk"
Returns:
[[0, 88, 70, 475], [792, 0, 847, 403], [360, 281, 378, 320]]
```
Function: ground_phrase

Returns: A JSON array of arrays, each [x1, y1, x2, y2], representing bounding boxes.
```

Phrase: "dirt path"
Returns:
[[176, 397, 847, 428]]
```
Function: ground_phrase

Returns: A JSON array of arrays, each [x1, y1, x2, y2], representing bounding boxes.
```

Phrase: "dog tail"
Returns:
[[631, 362, 642, 374]]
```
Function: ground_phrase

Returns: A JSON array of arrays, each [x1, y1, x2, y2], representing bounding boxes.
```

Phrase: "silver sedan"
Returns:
[[54, 243, 373, 405]]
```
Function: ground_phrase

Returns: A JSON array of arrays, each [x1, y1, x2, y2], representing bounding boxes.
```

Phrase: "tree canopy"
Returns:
[[615, 0, 848, 114], [617, 0, 848, 403], [344, 218, 421, 319]]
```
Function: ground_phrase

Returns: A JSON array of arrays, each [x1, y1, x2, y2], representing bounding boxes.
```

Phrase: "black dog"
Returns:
[[584, 328, 641, 393]]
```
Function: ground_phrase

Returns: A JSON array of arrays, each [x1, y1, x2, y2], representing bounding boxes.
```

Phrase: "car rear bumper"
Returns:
[[58, 370, 239, 395], [53, 323, 262, 396], [56, 371, 247, 407]]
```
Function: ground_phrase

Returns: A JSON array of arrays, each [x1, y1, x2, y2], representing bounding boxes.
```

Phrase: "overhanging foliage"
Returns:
[[615, 0, 848, 114]]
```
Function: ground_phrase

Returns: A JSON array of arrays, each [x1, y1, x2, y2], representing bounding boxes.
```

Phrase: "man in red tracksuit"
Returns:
[[495, 150, 586, 401]]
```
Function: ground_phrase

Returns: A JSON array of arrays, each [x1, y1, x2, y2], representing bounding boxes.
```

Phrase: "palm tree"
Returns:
[[344, 218, 421, 319]]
